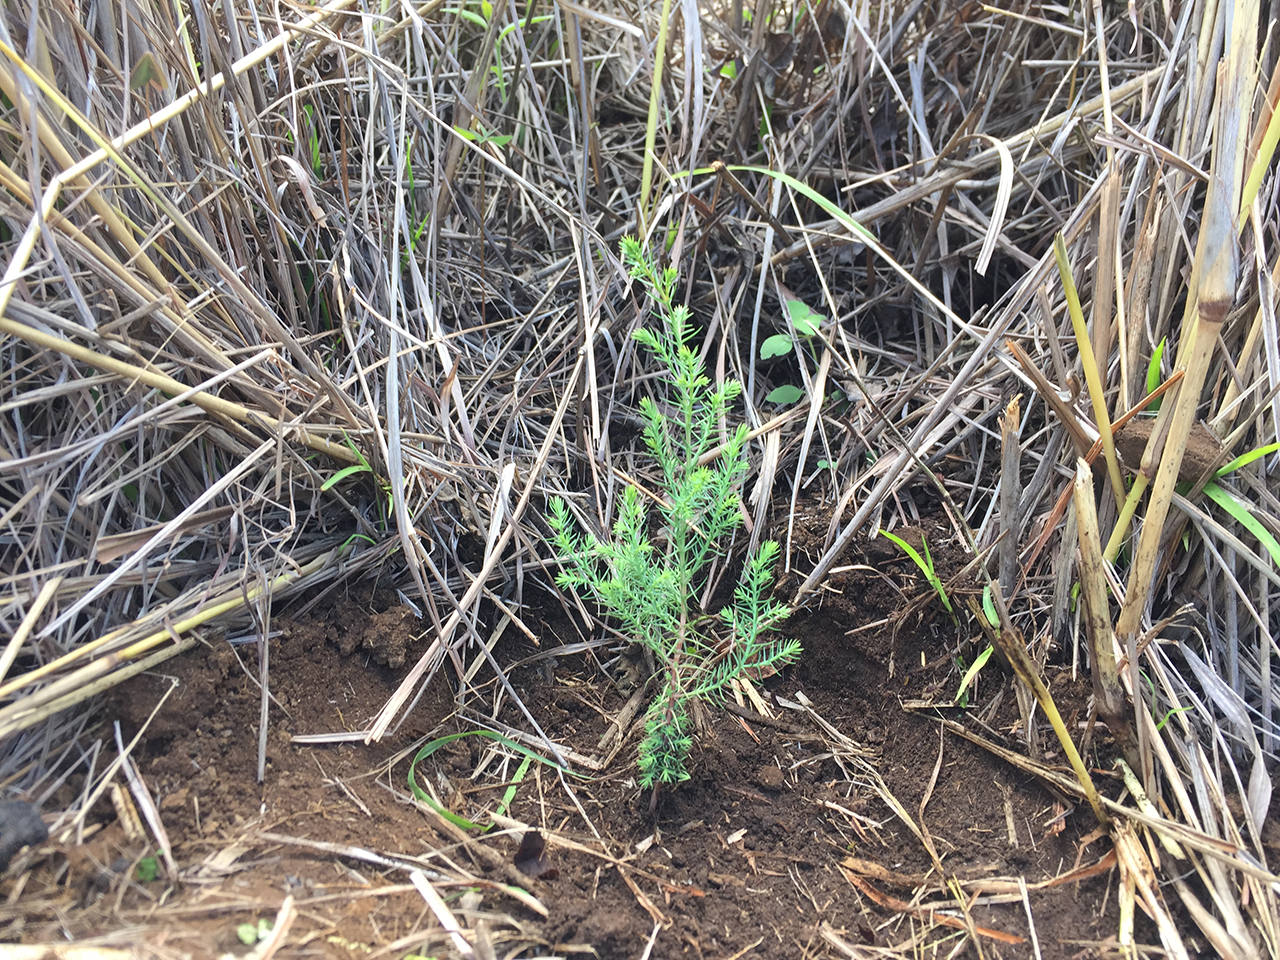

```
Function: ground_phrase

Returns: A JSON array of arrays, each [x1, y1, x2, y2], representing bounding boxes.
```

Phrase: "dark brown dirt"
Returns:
[[6, 521, 1169, 959]]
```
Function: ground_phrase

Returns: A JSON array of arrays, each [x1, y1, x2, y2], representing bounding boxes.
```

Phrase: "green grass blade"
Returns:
[[1214, 442, 1280, 478], [1145, 338, 1166, 410], [493, 755, 533, 821], [956, 644, 994, 704], [637, 0, 675, 230], [879, 530, 925, 569], [1202, 482, 1280, 565], [320, 463, 371, 491], [879, 530, 953, 612], [981, 584, 999, 625], [1241, 86, 1280, 215], [408, 730, 583, 832]]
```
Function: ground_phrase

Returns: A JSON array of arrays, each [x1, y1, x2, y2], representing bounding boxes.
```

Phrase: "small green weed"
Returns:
[[1140, 671, 1193, 731], [302, 104, 321, 176], [981, 583, 999, 625], [321, 434, 393, 522], [128, 50, 166, 95], [549, 238, 800, 795], [760, 299, 825, 406], [237, 919, 274, 946], [453, 122, 513, 150], [448, 3, 552, 101], [952, 587, 999, 707], [759, 299, 824, 361], [878, 529, 954, 616], [407, 729, 584, 831], [954, 644, 994, 707]]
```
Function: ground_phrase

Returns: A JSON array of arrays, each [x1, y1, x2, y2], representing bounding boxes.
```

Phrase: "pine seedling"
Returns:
[[549, 238, 800, 793]]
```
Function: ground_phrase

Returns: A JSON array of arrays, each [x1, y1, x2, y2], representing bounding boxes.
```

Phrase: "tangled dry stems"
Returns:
[[0, 0, 1276, 954]]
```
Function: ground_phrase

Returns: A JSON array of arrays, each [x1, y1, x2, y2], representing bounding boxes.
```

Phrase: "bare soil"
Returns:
[[8, 517, 1160, 959]]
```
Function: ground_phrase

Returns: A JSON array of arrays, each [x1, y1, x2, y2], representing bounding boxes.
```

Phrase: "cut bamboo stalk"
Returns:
[[1072, 458, 1139, 770], [998, 396, 1022, 598], [1116, 0, 1250, 637]]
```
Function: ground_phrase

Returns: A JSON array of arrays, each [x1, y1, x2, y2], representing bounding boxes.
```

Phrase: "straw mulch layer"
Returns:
[[0, 0, 1277, 955]]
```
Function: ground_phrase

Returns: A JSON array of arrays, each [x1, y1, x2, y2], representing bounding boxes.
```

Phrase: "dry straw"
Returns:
[[0, 0, 1277, 953]]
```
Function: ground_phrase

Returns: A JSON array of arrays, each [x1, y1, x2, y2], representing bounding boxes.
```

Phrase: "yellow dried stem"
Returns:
[[638, 0, 675, 231], [1053, 234, 1127, 514], [974, 595, 1110, 827], [0, 547, 341, 739]]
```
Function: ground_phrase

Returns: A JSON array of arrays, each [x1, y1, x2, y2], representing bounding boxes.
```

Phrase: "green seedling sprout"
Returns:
[[549, 238, 800, 799], [1144, 338, 1166, 411], [878, 530, 954, 616], [237, 918, 274, 946], [285, 105, 323, 178], [453, 123, 513, 149], [128, 50, 166, 95], [786, 298, 824, 336], [1155, 704, 1194, 732], [761, 299, 824, 405], [321, 434, 393, 522], [955, 644, 994, 707], [952, 586, 999, 707], [759, 100, 774, 143], [340, 532, 377, 551], [302, 104, 321, 176], [1140, 671, 1194, 732], [405, 134, 431, 256], [981, 583, 998, 625], [319, 437, 373, 490], [447, 3, 551, 102]]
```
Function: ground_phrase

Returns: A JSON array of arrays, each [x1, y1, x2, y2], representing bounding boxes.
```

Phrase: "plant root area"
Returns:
[[12, 529, 1165, 959]]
